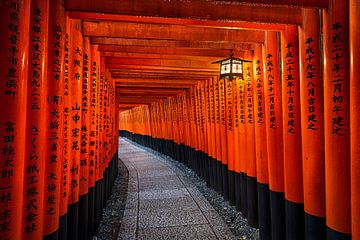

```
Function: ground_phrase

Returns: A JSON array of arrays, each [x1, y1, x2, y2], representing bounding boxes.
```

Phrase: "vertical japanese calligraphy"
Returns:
[[0, 1, 30, 239], [23, 1, 48, 238], [300, 8, 326, 240], [324, 0, 351, 237], [44, 0, 65, 237]]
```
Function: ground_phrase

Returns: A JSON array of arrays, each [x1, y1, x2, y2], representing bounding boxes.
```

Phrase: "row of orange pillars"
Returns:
[[119, 1, 360, 240], [0, 0, 120, 239]]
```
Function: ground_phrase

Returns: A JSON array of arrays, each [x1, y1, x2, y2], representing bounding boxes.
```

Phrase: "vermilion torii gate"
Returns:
[[0, 0, 359, 240]]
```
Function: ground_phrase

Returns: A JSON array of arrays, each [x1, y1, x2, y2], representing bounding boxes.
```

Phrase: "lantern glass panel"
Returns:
[[232, 60, 242, 74], [221, 61, 231, 75]]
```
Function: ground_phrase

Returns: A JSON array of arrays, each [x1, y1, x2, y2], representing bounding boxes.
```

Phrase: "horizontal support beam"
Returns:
[[116, 83, 193, 89], [68, 12, 287, 31], [92, 37, 254, 50], [101, 52, 222, 62], [98, 45, 249, 58], [84, 21, 265, 43], [223, 0, 327, 8], [107, 64, 219, 73], [66, 0, 302, 24], [114, 78, 200, 84], [106, 57, 218, 70]]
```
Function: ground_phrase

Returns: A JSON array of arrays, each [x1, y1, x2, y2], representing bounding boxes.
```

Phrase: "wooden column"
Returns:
[[323, 0, 351, 238], [44, 0, 66, 238], [67, 19, 83, 240], [350, 0, 360, 239], [219, 77, 229, 200], [281, 25, 304, 240], [264, 31, 285, 240], [225, 78, 235, 205], [299, 8, 326, 240], [244, 60, 258, 228], [253, 44, 271, 239], [59, 16, 71, 239], [214, 77, 223, 194], [0, 1, 30, 238], [22, 0, 48, 238]]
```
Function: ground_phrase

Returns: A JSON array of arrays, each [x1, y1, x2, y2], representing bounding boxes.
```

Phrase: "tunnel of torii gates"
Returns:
[[0, 0, 360, 240]]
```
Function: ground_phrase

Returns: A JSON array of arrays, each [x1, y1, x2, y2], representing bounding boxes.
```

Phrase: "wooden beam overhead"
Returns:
[[105, 57, 218, 70], [84, 21, 265, 43], [114, 78, 200, 84], [98, 45, 251, 56], [66, 0, 302, 24], [101, 52, 225, 62], [116, 83, 194, 89], [92, 37, 251, 51], [107, 64, 218, 73], [68, 12, 286, 31]]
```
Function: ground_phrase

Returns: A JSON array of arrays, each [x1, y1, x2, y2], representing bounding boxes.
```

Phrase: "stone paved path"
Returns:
[[117, 138, 236, 240]]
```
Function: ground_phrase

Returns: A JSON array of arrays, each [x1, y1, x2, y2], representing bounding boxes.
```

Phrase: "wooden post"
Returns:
[[264, 31, 286, 240], [323, 0, 351, 238], [281, 25, 304, 240], [299, 8, 326, 240], [0, 1, 30, 238], [350, 0, 360, 239], [23, 0, 48, 238], [253, 44, 271, 239]]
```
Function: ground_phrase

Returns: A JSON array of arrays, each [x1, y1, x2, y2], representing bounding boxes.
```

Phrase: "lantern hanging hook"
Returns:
[[230, 49, 234, 58]]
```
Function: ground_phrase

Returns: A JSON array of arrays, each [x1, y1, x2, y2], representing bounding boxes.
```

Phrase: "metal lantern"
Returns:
[[212, 50, 249, 80]]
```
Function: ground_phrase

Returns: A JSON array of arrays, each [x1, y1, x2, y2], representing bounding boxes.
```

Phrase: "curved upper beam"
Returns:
[[66, 0, 303, 25]]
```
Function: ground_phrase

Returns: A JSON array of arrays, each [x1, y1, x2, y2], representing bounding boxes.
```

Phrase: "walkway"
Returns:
[[117, 138, 236, 240]]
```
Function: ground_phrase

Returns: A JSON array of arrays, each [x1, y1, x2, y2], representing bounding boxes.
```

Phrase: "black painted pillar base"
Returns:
[[285, 200, 304, 240], [257, 183, 271, 240], [326, 227, 351, 240], [305, 212, 326, 240], [78, 194, 89, 240], [88, 186, 95, 239], [247, 176, 258, 228], [211, 157, 217, 190], [59, 213, 67, 240], [269, 190, 286, 240], [216, 160, 223, 195], [235, 172, 242, 211], [222, 163, 229, 201], [240, 173, 248, 217], [228, 170, 236, 206], [67, 202, 79, 240]]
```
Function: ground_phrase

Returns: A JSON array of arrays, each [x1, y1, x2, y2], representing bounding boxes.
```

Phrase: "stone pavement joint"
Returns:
[[117, 138, 236, 240]]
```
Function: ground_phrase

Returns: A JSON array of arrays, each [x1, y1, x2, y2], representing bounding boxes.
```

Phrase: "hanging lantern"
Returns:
[[213, 50, 250, 80]]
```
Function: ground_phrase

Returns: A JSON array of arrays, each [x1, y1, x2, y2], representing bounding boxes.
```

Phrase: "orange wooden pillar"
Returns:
[[225, 78, 236, 205], [68, 19, 83, 240], [88, 44, 99, 236], [350, 0, 360, 239], [281, 25, 304, 240], [253, 44, 271, 239], [204, 81, 212, 187], [0, 1, 30, 238], [22, 1, 48, 239], [200, 82, 210, 185], [44, 0, 66, 238], [323, 0, 351, 238], [244, 61, 258, 228], [214, 77, 223, 194], [59, 16, 71, 239], [209, 78, 217, 190], [264, 31, 285, 240], [299, 9, 326, 240], [238, 77, 248, 216], [233, 78, 241, 210], [219, 77, 229, 200], [77, 36, 91, 239]]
